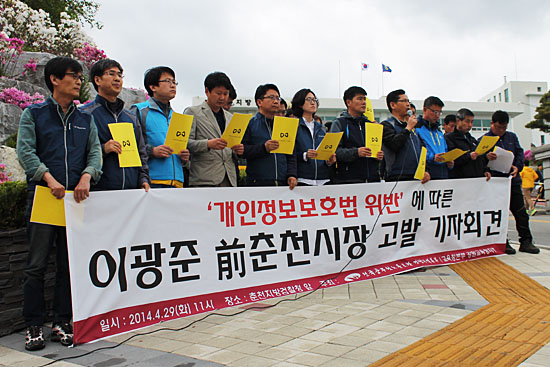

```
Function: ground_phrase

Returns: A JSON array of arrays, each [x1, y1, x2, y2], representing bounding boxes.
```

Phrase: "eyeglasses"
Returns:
[[262, 95, 281, 102], [427, 107, 442, 116], [65, 72, 85, 82], [159, 79, 178, 86], [397, 98, 410, 103], [103, 71, 124, 79], [305, 97, 319, 104]]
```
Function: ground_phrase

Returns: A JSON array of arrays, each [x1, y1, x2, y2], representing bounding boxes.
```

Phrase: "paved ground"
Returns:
[[1, 213, 550, 366]]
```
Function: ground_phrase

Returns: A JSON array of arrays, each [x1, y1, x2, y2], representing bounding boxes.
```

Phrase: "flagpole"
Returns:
[[381, 70, 384, 97]]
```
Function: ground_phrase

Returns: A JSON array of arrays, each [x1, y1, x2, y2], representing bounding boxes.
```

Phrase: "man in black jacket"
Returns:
[[444, 108, 491, 180], [330, 86, 384, 184]]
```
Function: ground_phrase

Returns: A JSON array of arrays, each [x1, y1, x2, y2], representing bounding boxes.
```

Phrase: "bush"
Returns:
[[4, 132, 17, 148], [0, 180, 27, 230]]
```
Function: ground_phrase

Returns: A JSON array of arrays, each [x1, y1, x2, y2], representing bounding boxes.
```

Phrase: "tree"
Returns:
[[23, 0, 102, 29], [526, 91, 550, 133]]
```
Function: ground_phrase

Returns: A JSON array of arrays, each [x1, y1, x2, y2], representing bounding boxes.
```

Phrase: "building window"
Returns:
[[499, 92, 502, 102], [542, 136, 546, 145], [504, 88, 509, 102], [538, 87, 542, 92], [493, 96, 496, 102]]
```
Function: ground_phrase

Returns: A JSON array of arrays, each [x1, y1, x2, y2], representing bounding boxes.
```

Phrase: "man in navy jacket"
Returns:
[[485, 110, 539, 254], [81, 59, 150, 191], [241, 84, 297, 188]]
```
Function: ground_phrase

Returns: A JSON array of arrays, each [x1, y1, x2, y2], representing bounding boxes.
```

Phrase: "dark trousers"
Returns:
[[510, 184, 533, 245], [24, 194, 72, 326]]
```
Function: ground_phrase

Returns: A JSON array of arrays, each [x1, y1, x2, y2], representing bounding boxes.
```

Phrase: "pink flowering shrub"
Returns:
[[0, 32, 24, 77], [0, 164, 9, 184], [23, 57, 38, 74], [73, 42, 106, 69], [0, 87, 44, 109]]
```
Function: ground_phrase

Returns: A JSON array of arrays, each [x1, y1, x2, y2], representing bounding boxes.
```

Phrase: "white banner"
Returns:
[[65, 177, 510, 344]]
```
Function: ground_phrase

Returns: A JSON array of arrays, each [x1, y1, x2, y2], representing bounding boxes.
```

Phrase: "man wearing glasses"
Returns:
[[241, 83, 297, 188], [81, 59, 150, 191], [131, 67, 189, 188], [415, 96, 453, 179], [381, 89, 430, 183], [17, 56, 102, 350]]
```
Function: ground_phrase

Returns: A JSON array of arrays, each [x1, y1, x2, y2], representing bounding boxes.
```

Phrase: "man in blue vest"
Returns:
[[416, 96, 453, 179], [81, 59, 150, 191], [17, 56, 102, 350], [382, 89, 430, 183], [131, 67, 189, 188]]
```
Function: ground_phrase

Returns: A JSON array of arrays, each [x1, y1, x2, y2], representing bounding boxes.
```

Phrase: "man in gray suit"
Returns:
[[185, 72, 243, 186]]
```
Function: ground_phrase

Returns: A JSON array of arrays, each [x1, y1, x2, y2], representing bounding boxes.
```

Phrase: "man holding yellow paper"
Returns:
[[242, 84, 297, 188], [16, 57, 102, 350], [330, 86, 383, 184], [131, 67, 189, 188], [81, 59, 150, 191], [185, 72, 241, 187], [445, 108, 491, 180]]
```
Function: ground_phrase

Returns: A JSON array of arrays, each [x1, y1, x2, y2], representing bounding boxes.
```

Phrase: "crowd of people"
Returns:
[[15, 56, 542, 351]]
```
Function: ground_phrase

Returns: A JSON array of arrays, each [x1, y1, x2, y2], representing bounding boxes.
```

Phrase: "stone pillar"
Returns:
[[532, 144, 550, 214]]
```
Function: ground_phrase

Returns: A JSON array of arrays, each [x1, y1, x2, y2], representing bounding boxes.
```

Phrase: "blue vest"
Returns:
[[27, 98, 92, 191], [81, 96, 141, 190], [133, 100, 184, 183]]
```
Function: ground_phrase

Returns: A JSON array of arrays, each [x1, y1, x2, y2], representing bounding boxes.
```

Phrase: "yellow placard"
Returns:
[[364, 97, 375, 122], [271, 116, 299, 155], [164, 112, 194, 153], [30, 185, 68, 226], [440, 148, 468, 163], [221, 113, 252, 147], [314, 132, 343, 161], [475, 136, 499, 155], [414, 146, 428, 180], [365, 123, 383, 156], [108, 123, 142, 168]]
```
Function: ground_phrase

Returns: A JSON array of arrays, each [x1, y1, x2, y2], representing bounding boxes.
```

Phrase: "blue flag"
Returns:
[[382, 64, 392, 72]]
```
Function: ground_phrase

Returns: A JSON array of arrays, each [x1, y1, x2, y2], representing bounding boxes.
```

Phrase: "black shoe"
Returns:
[[25, 326, 45, 351], [51, 321, 73, 346], [519, 242, 540, 254], [505, 242, 516, 255]]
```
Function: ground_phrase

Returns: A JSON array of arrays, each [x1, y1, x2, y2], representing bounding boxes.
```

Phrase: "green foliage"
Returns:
[[0, 180, 27, 230], [78, 74, 92, 105], [526, 91, 550, 133], [23, 0, 102, 29], [4, 132, 17, 148]]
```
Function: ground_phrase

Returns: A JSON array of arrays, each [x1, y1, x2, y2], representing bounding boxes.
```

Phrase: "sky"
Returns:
[[85, 0, 550, 112]]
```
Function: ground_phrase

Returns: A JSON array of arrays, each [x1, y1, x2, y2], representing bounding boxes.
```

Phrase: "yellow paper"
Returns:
[[30, 185, 68, 226], [108, 123, 142, 168], [271, 116, 299, 154], [475, 136, 499, 155], [365, 123, 383, 156], [314, 132, 343, 161], [164, 112, 194, 153], [414, 147, 428, 180], [363, 97, 375, 122], [440, 148, 468, 163], [221, 113, 252, 148]]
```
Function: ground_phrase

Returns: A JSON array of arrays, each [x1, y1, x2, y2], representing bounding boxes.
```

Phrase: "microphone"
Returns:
[[407, 110, 413, 117]]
